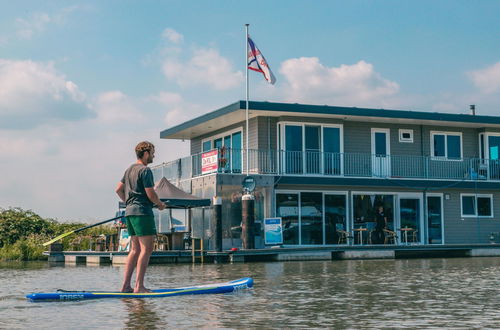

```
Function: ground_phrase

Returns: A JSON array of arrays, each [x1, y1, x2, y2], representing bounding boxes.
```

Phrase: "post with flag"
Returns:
[[245, 24, 276, 175]]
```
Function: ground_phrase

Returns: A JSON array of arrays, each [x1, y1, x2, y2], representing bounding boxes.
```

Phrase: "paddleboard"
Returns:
[[26, 277, 253, 301]]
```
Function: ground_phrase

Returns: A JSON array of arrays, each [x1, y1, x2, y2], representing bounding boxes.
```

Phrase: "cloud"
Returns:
[[161, 47, 243, 90], [150, 91, 205, 127], [468, 62, 500, 94], [0, 59, 92, 129], [278, 58, 399, 107], [16, 13, 51, 39], [15, 6, 82, 40], [95, 91, 144, 122], [162, 28, 183, 44]]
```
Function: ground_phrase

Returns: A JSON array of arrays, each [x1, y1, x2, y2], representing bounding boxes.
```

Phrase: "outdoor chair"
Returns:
[[154, 234, 170, 251], [383, 229, 398, 244], [337, 230, 354, 244]]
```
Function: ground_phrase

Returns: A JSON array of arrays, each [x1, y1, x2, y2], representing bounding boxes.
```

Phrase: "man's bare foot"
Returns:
[[133, 287, 152, 293], [121, 286, 133, 293]]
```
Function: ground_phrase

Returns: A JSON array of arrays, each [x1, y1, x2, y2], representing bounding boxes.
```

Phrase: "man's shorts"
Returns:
[[126, 215, 157, 236]]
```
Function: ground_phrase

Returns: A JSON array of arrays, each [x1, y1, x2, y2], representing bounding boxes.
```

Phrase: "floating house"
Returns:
[[154, 100, 500, 249]]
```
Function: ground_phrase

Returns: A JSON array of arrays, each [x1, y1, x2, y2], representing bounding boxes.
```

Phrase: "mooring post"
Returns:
[[212, 196, 223, 252], [241, 193, 255, 249]]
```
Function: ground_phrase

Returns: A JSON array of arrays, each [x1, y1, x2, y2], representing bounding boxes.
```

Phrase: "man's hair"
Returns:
[[135, 141, 155, 159]]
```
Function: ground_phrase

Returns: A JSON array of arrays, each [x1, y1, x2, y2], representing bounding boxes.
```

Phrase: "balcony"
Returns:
[[152, 148, 500, 183]]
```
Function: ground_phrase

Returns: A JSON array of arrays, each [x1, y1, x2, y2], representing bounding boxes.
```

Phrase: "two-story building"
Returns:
[[154, 100, 500, 248]]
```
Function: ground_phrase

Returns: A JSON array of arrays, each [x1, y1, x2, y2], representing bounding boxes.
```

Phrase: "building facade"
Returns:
[[156, 101, 500, 248]]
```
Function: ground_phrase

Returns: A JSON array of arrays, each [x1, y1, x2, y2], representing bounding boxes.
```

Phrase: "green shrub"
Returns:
[[0, 207, 120, 260]]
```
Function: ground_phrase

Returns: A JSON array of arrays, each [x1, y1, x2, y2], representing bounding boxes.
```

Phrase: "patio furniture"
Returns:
[[337, 230, 354, 244], [383, 229, 397, 244]]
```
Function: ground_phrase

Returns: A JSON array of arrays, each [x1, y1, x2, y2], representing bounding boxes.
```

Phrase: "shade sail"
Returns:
[[154, 177, 211, 208]]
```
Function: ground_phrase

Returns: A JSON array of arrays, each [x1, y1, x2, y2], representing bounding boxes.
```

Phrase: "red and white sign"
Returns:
[[201, 150, 218, 175]]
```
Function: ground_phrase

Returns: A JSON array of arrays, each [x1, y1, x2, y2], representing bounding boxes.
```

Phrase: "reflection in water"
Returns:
[[123, 299, 160, 330], [2, 258, 500, 328]]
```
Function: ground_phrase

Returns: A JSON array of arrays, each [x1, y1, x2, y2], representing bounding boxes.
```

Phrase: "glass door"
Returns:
[[427, 195, 443, 244], [305, 126, 321, 174], [488, 135, 500, 180], [300, 192, 323, 244], [323, 127, 341, 175], [276, 193, 299, 244], [325, 194, 346, 244], [284, 125, 303, 174], [398, 195, 422, 244], [371, 128, 391, 177]]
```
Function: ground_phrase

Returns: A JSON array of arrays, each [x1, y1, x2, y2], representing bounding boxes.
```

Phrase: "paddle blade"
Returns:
[[42, 230, 75, 246]]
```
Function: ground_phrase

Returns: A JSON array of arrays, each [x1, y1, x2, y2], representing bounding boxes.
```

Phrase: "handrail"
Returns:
[[152, 148, 500, 182]]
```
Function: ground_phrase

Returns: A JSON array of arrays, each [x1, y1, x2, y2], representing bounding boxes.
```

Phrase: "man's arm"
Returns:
[[145, 187, 166, 210], [116, 182, 126, 202]]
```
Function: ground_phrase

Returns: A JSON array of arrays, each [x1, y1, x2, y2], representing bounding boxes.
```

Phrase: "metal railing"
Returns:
[[153, 148, 500, 182]]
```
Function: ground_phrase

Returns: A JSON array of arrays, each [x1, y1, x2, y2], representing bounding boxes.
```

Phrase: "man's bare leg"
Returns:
[[133, 235, 155, 293], [120, 236, 140, 292]]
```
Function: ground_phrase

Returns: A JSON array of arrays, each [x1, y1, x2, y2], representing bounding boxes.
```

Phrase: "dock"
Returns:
[[46, 244, 500, 265]]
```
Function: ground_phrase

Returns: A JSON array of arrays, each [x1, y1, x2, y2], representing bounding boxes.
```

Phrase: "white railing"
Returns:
[[152, 148, 500, 182]]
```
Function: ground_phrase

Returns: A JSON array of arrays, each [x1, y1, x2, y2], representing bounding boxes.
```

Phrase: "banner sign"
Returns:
[[201, 150, 218, 175], [264, 217, 283, 245]]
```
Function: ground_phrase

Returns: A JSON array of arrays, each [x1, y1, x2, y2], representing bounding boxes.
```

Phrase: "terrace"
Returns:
[[152, 148, 500, 182]]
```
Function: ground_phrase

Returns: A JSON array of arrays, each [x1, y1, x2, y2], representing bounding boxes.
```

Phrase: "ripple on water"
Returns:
[[1, 258, 500, 328]]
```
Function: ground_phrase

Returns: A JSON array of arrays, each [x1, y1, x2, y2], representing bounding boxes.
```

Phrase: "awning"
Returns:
[[154, 177, 211, 208]]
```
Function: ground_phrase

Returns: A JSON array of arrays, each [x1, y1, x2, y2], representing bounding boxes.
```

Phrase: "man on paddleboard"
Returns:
[[116, 141, 166, 293]]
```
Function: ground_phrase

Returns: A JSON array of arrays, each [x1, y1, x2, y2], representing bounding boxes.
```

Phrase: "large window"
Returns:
[[279, 122, 343, 175], [461, 194, 493, 217], [202, 130, 242, 172], [431, 132, 462, 159], [276, 191, 347, 245]]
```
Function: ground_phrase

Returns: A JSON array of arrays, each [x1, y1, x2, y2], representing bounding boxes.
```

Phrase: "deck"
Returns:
[[46, 244, 500, 265]]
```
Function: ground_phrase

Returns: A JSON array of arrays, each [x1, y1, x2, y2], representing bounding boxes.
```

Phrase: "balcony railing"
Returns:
[[152, 148, 500, 182]]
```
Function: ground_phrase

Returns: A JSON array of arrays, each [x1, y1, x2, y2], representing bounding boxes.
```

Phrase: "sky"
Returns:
[[0, 1, 499, 222]]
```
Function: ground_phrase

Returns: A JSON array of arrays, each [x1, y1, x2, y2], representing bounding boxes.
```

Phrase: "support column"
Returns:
[[211, 196, 223, 252], [241, 193, 255, 249]]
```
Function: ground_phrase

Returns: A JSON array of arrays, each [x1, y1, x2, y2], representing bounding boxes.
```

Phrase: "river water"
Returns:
[[1, 257, 500, 329]]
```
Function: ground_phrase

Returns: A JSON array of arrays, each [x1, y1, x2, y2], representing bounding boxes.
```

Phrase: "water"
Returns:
[[1, 257, 500, 329]]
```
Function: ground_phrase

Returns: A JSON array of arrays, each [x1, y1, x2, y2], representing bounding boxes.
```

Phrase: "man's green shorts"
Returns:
[[126, 215, 157, 236]]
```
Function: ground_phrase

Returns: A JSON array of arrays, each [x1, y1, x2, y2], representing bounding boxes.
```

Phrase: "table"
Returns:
[[399, 227, 414, 244], [353, 228, 368, 245]]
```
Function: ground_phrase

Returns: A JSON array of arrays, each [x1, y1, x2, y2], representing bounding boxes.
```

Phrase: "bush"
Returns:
[[0, 207, 120, 260], [0, 207, 55, 247]]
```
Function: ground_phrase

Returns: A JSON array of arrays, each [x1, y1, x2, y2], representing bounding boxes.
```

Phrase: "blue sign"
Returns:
[[264, 218, 283, 245]]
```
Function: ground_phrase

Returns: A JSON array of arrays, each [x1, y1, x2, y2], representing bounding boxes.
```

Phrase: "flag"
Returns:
[[247, 36, 276, 84]]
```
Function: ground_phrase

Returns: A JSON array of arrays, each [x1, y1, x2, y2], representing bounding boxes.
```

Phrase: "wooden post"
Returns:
[[212, 196, 223, 252], [241, 193, 255, 249]]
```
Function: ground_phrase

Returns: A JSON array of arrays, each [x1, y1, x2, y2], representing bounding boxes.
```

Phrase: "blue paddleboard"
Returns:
[[26, 277, 253, 301]]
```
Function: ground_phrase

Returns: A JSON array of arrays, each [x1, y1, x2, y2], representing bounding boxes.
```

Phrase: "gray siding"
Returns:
[[443, 189, 500, 244]]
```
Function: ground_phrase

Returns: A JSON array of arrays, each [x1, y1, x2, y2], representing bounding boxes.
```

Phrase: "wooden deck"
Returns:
[[46, 244, 500, 265]]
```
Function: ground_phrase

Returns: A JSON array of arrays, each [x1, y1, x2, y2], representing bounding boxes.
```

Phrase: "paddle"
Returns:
[[42, 215, 124, 246]]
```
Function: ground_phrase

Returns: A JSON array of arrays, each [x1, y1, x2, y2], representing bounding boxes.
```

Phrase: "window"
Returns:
[[279, 122, 343, 175], [431, 132, 462, 160], [461, 194, 493, 217], [201, 129, 243, 172], [399, 129, 413, 143]]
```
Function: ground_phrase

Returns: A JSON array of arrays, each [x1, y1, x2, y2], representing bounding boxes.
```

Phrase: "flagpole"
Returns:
[[245, 23, 249, 176]]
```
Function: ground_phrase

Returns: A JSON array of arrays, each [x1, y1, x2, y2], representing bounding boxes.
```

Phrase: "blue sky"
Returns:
[[1, 1, 499, 221]]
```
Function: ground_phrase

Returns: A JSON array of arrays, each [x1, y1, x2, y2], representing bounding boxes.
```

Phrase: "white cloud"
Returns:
[[0, 59, 92, 129], [278, 58, 399, 107], [150, 91, 205, 127], [162, 48, 243, 90], [15, 6, 82, 40], [469, 62, 500, 94], [95, 91, 144, 122], [162, 28, 184, 44], [16, 13, 51, 39]]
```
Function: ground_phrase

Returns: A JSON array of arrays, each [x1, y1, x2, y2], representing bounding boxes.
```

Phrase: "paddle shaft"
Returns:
[[42, 215, 124, 246]]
